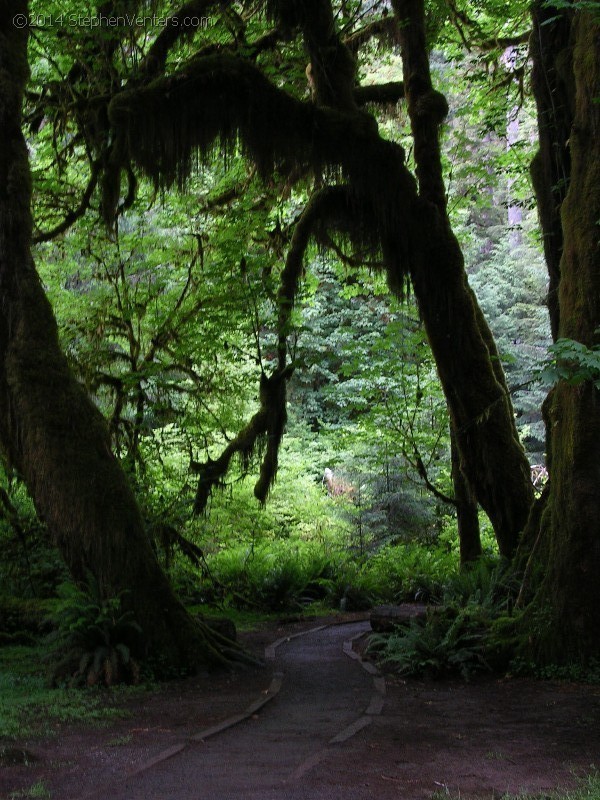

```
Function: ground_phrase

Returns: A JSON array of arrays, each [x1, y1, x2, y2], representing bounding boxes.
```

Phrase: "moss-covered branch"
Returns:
[[108, 54, 415, 276], [192, 365, 294, 513], [33, 159, 101, 244], [193, 186, 362, 513], [264, 0, 357, 110], [345, 15, 400, 53], [276, 185, 360, 366], [354, 81, 405, 106]]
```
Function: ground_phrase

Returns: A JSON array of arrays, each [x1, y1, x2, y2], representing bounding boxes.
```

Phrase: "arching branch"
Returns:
[[192, 364, 294, 513], [193, 185, 360, 514], [345, 15, 400, 53], [138, 0, 233, 78], [107, 54, 415, 276], [275, 185, 360, 367], [33, 160, 102, 244]]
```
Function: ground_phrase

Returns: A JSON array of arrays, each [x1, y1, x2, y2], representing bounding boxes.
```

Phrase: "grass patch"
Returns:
[[8, 780, 51, 799], [431, 774, 600, 800], [0, 644, 147, 739]]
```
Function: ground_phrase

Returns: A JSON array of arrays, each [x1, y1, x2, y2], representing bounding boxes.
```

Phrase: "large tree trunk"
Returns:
[[529, 3, 573, 340], [524, 7, 600, 663], [392, 0, 534, 558], [0, 2, 232, 673]]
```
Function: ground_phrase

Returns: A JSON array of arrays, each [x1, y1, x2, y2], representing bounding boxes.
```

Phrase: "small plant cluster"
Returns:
[[369, 607, 491, 681], [8, 780, 51, 799], [430, 773, 600, 800], [510, 657, 600, 684], [0, 596, 55, 646], [368, 559, 519, 681], [46, 575, 144, 688], [197, 541, 350, 611], [540, 337, 600, 390]]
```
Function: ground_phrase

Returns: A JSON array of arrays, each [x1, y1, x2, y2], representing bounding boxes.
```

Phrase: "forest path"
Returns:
[[3, 616, 600, 800], [94, 621, 381, 800]]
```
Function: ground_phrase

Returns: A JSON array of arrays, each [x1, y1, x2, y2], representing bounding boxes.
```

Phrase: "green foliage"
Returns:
[[8, 780, 51, 799], [0, 644, 139, 739], [430, 773, 600, 800], [465, 230, 551, 461], [368, 559, 520, 680], [510, 656, 600, 684], [540, 338, 600, 390], [7, 0, 563, 675], [45, 576, 143, 688], [357, 544, 456, 604], [204, 540, 337, 611], [369, 608, 491, 681], [0, 597, 54, 638], [0, 475, 67, 599], [442, 557, 519, 610], [290, 259, 453, 549]]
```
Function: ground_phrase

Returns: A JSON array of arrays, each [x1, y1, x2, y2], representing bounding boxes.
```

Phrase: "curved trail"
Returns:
[[97, 621, 382, 800], [8, 616, 599, 800]]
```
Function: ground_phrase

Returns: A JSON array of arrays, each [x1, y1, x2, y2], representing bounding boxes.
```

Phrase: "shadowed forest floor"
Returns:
[[2, 615, 599, 800]]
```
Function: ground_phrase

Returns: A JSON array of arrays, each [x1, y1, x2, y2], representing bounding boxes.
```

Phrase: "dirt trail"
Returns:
[[103, 621, 376, 800], [2, 617, 600, 800]]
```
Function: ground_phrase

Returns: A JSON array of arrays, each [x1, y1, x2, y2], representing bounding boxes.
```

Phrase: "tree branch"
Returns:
[[32, 159, 101, 243], [138, 0, 233, 78], [345, 15, 400, 53], [192, 364, 294, 513], [354, 81, 405, 106], [276, 185, 356, 367], [107, 54, 416, 276]]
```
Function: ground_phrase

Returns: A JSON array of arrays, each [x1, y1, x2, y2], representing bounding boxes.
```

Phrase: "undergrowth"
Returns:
[[191, 539, 457, 613], [0, 644, 145, 739], [368, 559, 520, 680], [45, 576, 144, 688]]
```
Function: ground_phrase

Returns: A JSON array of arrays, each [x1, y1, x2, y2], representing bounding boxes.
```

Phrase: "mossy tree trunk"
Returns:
[[529, 2, 573, 340], [392, 0, 534, 559], [524, 7, 600, 663], [450, 428, 482, 566], [0, 3, 230, 673]]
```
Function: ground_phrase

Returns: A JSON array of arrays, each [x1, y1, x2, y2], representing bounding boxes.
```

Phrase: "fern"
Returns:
[[45, 574, 144, 688]]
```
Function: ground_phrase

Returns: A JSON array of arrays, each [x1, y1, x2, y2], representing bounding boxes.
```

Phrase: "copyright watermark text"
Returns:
[[13, 12, 212, 30]]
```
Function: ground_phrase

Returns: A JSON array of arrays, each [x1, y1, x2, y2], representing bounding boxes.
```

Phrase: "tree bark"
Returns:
[[0, 2, 232, 673], [392, 0, 534, 558], [525, 7, 600, 663], [450, 428, 482, 566], [529, 3, 574, 340]]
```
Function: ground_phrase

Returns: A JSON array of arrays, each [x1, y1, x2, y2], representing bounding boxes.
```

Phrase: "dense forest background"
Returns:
[[0, 0, 599, 693]]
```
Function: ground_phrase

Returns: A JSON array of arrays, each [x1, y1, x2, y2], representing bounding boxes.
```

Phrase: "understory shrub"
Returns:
[[203, 540, 344, 611], [368, 559, 519, 680], [358, 543, 456, 603], [369, 606, 491, 681], [45, 576, 144, 687]]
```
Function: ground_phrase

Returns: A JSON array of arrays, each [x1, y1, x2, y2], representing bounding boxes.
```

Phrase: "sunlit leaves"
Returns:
[[540, 338, 600, 389]]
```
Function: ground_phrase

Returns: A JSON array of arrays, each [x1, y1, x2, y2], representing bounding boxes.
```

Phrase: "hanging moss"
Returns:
[[193, 365, 294, 513], [107, 54, 416, 278]]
